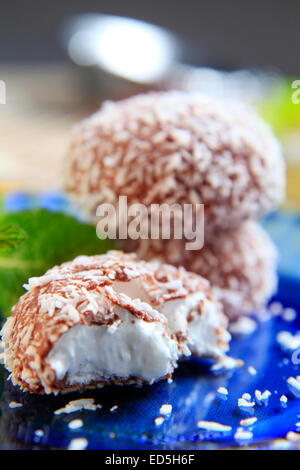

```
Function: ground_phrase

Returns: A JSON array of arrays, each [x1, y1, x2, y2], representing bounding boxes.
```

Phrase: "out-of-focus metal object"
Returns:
[[62, 13, 281, 103], [62, 13, 179, 100], [64, 14, 178, 84]]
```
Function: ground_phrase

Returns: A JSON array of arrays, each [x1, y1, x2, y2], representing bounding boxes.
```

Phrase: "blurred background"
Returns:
[[0, 0, 299, 206]]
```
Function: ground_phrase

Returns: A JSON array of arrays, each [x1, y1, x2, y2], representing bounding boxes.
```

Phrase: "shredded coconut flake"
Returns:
[[154, 417, 164, 426], [68, 438, 88, 450], [234, 428, 253, 440], [255, 389, 271, 405], [211, 355, 243, 371], [287, 377, 300, 397], [68, 419, 84, 429], [54, 398, 101, 415], [281, 308, 297, 322], [8, 401, 23, 409], [217, 387, 228, 396], [238, 398, 255, 409], [286, 431, 300, 442], [197, 420, 232, 432], [159, 404, 172, 416], [240, 417, 257, 427], [248, 366, 257, 376], [277, 330, 300, 351], [280, 395, 288, 407]]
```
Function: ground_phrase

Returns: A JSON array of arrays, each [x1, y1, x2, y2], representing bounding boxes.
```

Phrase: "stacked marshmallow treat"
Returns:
[[66, 91, 285, 318]]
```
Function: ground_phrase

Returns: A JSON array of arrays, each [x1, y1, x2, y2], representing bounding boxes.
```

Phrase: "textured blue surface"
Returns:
[[0, 276, 299, 450], [1, 192, 300, 449]]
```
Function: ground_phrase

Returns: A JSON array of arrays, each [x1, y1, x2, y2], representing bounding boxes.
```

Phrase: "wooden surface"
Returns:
[[0, 65, 88, 192]]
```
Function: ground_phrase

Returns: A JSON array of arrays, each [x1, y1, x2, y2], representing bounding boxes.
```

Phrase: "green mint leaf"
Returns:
[[0, 209, 114, 317], [0, 222, 27, 252]]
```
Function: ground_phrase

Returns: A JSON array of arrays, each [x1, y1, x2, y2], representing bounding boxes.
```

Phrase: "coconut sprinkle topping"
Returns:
[[1, 251, 229, 394], [197, 421, 232, 432]]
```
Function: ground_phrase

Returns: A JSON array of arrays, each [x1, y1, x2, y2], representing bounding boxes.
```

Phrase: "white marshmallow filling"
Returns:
[[113, 279, 227, 357], [160, 292, 229, 358], [46, 307, 179, 386], [45, 279, 227, 387]]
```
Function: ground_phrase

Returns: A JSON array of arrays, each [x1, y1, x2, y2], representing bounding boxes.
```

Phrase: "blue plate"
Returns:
[[0, 274, 299, 450], [1, 193, 300, 449]]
